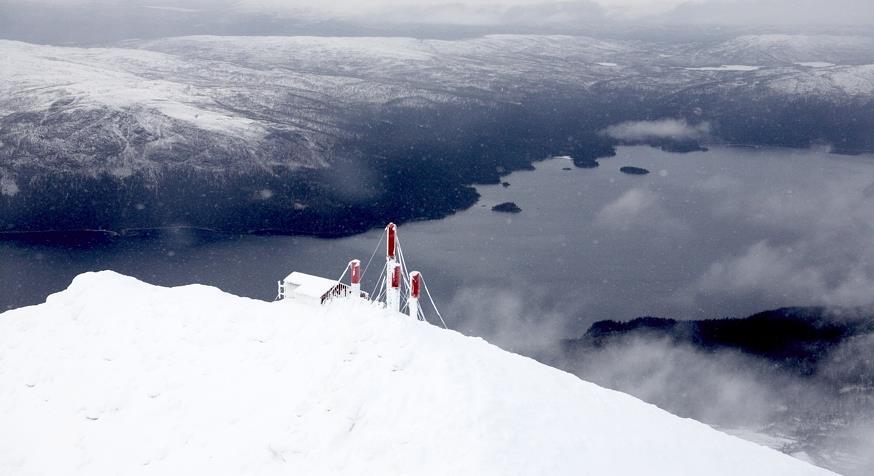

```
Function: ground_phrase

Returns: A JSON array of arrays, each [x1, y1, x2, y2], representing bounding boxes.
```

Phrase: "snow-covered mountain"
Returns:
[[1, 34, 873, 235], [0, 271, 837, 475], [0, 34, 625, 173], [3, 34, 872, 177], [696, 34, 874, 66]]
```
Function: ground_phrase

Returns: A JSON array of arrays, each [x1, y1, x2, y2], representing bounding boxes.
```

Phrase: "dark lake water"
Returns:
[[4, 145, 874, 351]]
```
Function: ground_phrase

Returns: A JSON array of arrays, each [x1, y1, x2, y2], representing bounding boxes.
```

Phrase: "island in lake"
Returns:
[[620, 166, 650, 175], [492, 202, 522, 213], [573, 157, 600, 168]]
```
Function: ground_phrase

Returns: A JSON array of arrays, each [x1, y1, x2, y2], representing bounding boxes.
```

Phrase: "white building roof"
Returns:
[[283, 272, 343, 299]]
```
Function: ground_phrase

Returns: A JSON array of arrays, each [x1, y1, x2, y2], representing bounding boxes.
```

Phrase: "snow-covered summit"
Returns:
[[0, 271, 835, 475]]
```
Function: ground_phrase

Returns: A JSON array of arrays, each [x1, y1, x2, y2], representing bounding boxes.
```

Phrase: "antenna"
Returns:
[[387, 262, 401, 311], [349, 259, 361, 298], [408, 271, 421, 319], [385, 223, 400, 311], [386, 222, 397, 260]]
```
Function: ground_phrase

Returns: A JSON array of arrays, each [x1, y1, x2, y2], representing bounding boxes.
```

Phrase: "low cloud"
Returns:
[[446, 284, 576, 356], [596, 189, 655, 225], [683, 174, 874, 310], [600, 119, 711, 142], [696, 240, 874, 308], [557, 331, 874, 474], [561, 336, 787, 426], [596, 188, 690, 237]]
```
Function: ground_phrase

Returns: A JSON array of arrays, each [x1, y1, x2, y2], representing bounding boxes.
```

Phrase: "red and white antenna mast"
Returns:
[[388, 262, 401, 311], [348, 259, 361, 298], [385, 223, 400, 311], [408, 271, 421, 319]]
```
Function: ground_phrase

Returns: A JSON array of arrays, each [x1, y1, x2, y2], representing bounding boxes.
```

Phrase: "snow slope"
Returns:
[[0, 271, 835, 475]]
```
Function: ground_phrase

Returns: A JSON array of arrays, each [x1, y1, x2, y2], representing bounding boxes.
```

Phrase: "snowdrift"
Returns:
[[0, 271, 835, 475]]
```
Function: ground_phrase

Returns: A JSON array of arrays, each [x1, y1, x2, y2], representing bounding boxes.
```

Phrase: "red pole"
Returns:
[[386, 222, 396, 259], [410, 271, 421, 298], [391, 263, 401, 288], [408, 271, 421, 319], [349, 259, 361, 285]]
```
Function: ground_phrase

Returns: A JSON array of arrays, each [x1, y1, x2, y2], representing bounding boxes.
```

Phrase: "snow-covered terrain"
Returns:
[[2, 33, 874, 234], [2, 33, 873, 179], [0, 271, 837, 475], [684, 65, 761, 71], [693, 34, 874, 66], [766, 64, 874, 96], [0, 35, 621, 178], [796, 62, 836, 68]]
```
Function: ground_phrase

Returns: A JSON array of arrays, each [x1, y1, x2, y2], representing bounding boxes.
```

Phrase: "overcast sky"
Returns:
[[5, 0, 874, 26], [0, 0, 871, 47], [218, 0, 874, 24], [229, 0, 695, 18]]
